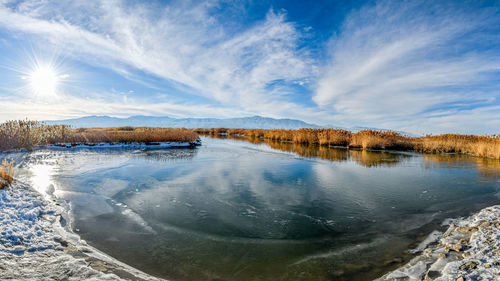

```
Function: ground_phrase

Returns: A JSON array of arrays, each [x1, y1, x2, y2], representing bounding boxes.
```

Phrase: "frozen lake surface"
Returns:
[[14, 136, 500, 281]]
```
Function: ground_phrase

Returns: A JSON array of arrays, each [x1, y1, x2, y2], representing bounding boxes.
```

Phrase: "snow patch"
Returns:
[[0, 184, 162, 280], [377, 206, 500, 281], [46, 141, 198, 150]]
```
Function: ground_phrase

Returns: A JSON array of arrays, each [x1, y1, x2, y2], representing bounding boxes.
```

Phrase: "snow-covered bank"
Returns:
[[0, 183, 163, 281], [0, 141, 201, 155], [46, 140, 201, 150], [377, 206, 500, 281]]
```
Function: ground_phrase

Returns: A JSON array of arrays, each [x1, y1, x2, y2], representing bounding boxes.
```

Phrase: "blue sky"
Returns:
[[0, 0, 499, 134]]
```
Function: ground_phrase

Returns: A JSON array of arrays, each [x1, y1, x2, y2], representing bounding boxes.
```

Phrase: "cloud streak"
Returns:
[[0, 0, 317, 118], [314, 0, 500, 133], [0, 0, 498, 134]]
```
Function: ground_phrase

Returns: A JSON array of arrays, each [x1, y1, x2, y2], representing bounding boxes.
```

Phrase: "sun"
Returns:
[[29, 66, 59, 97]]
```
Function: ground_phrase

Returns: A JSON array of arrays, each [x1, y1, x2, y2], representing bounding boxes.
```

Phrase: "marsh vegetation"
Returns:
[[0, 120, 198, 151], [0, 160, 14, 189], [193, 128, 500, 159]]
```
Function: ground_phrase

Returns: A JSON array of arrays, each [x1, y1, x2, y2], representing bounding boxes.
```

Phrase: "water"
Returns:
[[15, 136, 500, 281]]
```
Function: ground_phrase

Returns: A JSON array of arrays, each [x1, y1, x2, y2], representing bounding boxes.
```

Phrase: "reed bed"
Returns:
[[0, 120, 71, 150], [193, 128, 500, 159], [415, 134, 500, 159], [349, 130, 413, 150], [71, 127, 198, 144], [0, 160, 14, 189], [0, 120, 198, 151]]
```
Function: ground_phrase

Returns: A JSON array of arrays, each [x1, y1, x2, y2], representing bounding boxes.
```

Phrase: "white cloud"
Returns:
[[0, 91, 251, 121], [314, 1, 500, 132], [0, 0, 318, 120], [0, 0, 499, 134]]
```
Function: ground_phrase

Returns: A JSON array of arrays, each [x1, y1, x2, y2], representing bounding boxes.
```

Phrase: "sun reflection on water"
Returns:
[[29, 164, 58, 198]]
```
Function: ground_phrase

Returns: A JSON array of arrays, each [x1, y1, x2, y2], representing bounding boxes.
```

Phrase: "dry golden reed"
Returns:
[[0, 159, 14, 189], [193, 128, 500, 159], [0, 120, 198, 151], [0, 120, 71, 150], [414, 134, 500, 159], [70, 127, 198, 144]]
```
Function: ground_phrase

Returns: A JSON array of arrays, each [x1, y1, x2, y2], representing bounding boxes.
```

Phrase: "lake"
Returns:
[[16, 136, 500, 281]]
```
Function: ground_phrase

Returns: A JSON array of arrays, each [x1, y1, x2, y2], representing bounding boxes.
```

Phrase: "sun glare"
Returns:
[[30, 66, 59, 97]]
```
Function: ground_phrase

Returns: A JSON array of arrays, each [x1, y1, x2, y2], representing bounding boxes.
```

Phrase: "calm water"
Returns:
[[15, 136, 500, 281]]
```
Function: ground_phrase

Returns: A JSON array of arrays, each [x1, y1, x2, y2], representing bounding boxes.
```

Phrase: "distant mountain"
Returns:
[[44, 115, 415, 135], [45, 115, 324, 130]]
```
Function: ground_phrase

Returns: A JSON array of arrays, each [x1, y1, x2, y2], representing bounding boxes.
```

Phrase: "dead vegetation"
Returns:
[[0, 160, 14, 189], [70, 127, 198, 144], [0, 120, 71, 151], [193, 128, 500, 159], [414, 134, 500, 159], [0, 120, 199, 151]]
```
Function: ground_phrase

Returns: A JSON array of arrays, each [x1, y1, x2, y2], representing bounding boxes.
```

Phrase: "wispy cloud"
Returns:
[[0, 91, 250, 121], [314, 0, 500, 133], [0, 0, 318, 119], [0, 0, 498, 133]]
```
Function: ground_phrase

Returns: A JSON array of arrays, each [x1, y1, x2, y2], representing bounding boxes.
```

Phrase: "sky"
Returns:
[[0, 0, 499, 134]]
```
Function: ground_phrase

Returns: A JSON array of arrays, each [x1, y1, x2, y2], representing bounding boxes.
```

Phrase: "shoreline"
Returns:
[[0, 182, 164, 281], [1, 140, 201, 153], [1, 142, 498, 281], [2, 182, 498, 281], [46, 140, 201, 149], [196, 132, 500, 160], [377, 205, 500, 281]]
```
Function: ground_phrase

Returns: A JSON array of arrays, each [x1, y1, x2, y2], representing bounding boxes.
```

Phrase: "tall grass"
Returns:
[[414, 134, 500, 159], [194, 128, 500, 159], [0, 160, 14, 189], [0, 120, 71, 150], [70, 127, 198, 144], [349, 130, 413, 150], [0, 120, 199, 151]]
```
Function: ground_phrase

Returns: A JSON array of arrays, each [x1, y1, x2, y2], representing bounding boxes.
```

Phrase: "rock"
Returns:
[[446, 244, 463, 252], [456, 277, 464, 281], [454, 226, 478, 234], [459, 261, 479, 271], [479, 221, 490, 228], [424, 270, 441, 280]]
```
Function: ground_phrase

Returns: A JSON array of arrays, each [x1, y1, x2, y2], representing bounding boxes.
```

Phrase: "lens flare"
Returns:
[[29, 66, 59, 97]]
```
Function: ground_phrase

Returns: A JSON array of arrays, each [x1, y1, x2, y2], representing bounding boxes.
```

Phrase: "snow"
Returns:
[[47, 141, 199, 149], [408, 230, 442, 254], [0, 183, 162, 281], [377, 205, 500, 281]]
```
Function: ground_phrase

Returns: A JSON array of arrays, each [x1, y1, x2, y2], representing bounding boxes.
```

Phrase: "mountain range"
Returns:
[[45, 115, 324, 130], [45, 115, 414, 135]]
